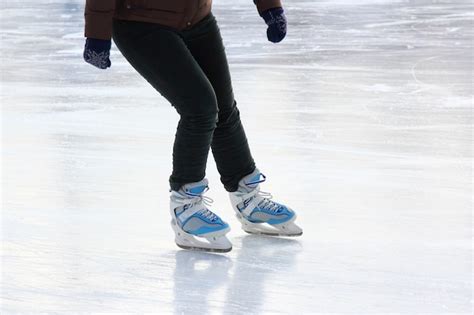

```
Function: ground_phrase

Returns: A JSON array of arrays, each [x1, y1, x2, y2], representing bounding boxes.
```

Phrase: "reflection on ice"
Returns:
[[171, 236, 301, 314]]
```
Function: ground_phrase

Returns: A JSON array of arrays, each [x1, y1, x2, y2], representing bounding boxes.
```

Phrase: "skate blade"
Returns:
[[176, 243, 232, 253], [243, 229, 303, 237]]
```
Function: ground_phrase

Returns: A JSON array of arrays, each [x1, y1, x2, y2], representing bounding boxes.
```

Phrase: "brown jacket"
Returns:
[[85, 0, 282, 40]]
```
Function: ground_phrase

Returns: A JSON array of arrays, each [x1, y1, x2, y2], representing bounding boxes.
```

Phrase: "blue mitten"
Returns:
[[83, 38, 111, 69], [261, 7, 287, 43]]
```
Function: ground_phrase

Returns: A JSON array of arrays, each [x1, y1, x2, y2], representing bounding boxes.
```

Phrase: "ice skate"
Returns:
[[170, 179, 232, 253], [229, 169, 303, 237]]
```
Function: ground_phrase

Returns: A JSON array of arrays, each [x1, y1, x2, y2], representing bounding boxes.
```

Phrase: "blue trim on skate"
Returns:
[[180, 211, 228, 235], [186, 185, 208, 196], [189, 223, 229, 236], [181, 211, 221, 226], [246, 206, 295, 225]]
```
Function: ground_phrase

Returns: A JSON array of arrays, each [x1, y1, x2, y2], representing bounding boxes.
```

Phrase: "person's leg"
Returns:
[[183, 14, 256, 192], [112, 20, 218, 191]]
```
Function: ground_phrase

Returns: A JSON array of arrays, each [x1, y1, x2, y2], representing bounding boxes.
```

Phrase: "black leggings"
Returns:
[[112, 13, 256, 192]]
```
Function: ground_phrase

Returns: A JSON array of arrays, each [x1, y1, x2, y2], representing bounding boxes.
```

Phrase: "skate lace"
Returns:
[[180, 190, 218, 221], [241, 189, 281, 214], [256, 191, 282, 213], [197, 208, 218, 221]]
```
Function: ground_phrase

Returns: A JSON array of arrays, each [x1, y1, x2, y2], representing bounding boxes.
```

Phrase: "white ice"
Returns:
[[1, 0, 472, 313]]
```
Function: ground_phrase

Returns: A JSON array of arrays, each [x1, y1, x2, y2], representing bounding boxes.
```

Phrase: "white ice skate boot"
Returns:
[[170, 179, 232, 253], [229, 169, 303, 237]]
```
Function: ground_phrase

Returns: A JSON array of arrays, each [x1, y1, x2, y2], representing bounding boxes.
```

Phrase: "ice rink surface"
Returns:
[[1, 0, 473, 313]]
